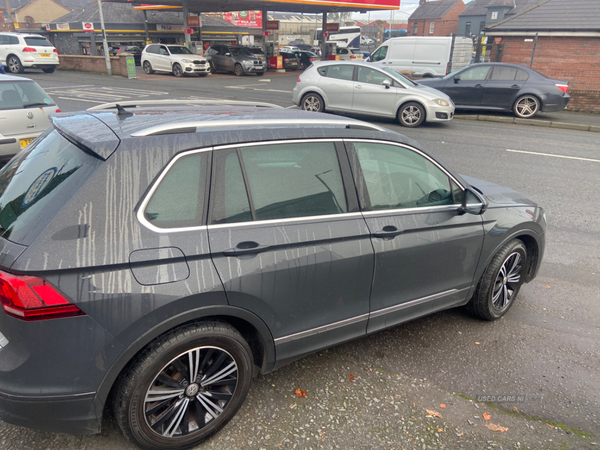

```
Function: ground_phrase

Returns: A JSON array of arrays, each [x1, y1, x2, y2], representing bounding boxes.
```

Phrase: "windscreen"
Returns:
[[0, 129, 102, 246], [24, 37, 53, 47], [230, 47, 252, 56], [0, 80, 55, 110]]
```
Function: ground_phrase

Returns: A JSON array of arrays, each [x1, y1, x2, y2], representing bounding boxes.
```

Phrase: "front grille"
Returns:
[[193, 60, 205, 65], [253, 60, 260, 65]]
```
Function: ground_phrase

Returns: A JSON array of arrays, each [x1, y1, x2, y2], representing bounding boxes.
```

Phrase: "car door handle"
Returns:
[[372, 226, 404, 240], [223, 242, 269, 257], [475, 84, 483, 88], [511, 84, 520, 88], [356, 85, 362, 89]]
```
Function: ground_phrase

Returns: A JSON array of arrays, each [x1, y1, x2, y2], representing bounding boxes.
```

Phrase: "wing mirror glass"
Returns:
[[382, 79, 391, 89]]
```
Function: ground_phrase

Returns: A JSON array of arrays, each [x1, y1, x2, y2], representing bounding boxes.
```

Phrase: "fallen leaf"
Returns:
[[437, 428, 443, 433], [475, 342, 480, 345], [349, 374, 355, 380], [546, 423, 554, 429], [513, 407, 519, 413], [426, 409, 443, 419], [483, 412, 491, 421], [440, 404, 447, 409], [485, 423, 509, 432], [545, 285, 551, 288], [294, 388, 307, 398]]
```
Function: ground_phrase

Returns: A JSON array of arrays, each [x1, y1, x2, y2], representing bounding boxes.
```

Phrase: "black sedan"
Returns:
[[294, 50, 322, 70], [419, 63, 570, 118], [118, 45, 142, 65], [279, 51, 300, 70]]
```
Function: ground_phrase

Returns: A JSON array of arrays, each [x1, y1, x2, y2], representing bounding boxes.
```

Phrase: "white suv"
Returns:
[[141, 44, 210, 77], [0, 32, 60, 74]]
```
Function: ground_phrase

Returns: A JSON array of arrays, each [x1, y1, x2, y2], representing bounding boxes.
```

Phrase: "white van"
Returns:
[[368, 36, 473, 77]]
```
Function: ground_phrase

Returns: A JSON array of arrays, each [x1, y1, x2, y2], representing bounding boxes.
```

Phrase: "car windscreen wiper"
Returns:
[[23, 102, 52, 108]]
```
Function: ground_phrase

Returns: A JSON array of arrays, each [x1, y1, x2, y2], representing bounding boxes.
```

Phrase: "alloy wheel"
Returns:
[[8, 56, 23, 74], [303, 95, 321, 112], [491, 252, 522, 311], [401, 105, 421, 125], [144, 346, 238, 438], [173, 64, 183, 77], [514, 96, 539, 118]]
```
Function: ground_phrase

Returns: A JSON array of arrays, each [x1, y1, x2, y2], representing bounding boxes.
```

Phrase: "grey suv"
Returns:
[[205, 45, 265, 76], [0, 100, 545, 450]]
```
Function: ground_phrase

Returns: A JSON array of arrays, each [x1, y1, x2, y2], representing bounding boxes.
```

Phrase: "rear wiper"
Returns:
[[23, 103, 51, 108]]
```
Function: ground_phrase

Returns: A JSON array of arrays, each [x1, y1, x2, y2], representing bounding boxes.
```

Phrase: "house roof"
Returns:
[[409, 0, 462, 20], [488, 0, 600, 31], [52, 2, 232, 26], [460, 0, 543, 17], [487, 0, 514, 7]]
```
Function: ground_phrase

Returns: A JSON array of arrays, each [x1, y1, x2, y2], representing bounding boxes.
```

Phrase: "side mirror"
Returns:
[[382, 79, 391, 89], [458, 188, 487, 215], [225, 52, 231, 56], [453, 76, 461, 84]]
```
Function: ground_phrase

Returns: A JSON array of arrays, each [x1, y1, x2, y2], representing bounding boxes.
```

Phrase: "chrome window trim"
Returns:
[[274, 313, 369, 345], [361, 204, 460, 217], [274, 287, 471, 345], [132, 119, 387, 137], [208, 212, 365, 230], [137, 147, 211, 234], [345, 138, 467, 193], [211, 138, 343, 152]]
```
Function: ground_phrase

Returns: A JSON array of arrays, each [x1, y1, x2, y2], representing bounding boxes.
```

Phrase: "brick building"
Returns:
[[485, 0, 600, 113], [408, 0, 466, 37]]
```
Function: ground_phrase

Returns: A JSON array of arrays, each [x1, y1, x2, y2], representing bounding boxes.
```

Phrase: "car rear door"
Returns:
[[318, 64, 355, 112], [482, 66, 528, 109], [345, 140, 484, 333], [207, 140, 374, 363]]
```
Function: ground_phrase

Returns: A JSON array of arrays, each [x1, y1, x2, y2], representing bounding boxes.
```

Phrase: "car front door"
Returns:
[[157, 45, 170, 71], [346, 140, 485, 333], [353, 66, 404, 118], [482, 66, 529, 110], [318, 64, 355, 112], [443, 65, 491, 107], [207, 140, 374, 363], [221, 47, 235, 72]]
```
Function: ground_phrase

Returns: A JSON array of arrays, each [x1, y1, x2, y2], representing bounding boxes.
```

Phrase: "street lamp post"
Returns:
[[97, 0, 112, 76]]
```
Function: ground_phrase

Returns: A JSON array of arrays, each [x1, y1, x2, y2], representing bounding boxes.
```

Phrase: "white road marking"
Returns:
[[258, 79, 271, 82], [56, 96, 106, 103], [45, 86, 170, 103], [42, 85, 95, 90], [507, 149, 600, 163], [224, 85, 291, 93]]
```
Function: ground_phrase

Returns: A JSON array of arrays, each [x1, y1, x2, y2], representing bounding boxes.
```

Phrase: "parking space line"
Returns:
[[506, 149, 600, 163], [56, 97, 107, 103]]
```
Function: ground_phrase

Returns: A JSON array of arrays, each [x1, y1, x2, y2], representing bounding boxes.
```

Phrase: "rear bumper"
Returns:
[[541, 94, 570, 112], [0, 390, 101, 435]]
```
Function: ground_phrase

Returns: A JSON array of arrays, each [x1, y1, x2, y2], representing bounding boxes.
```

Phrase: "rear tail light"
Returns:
[[284, 58, 289, 61], [53, 48, 59, 54], [556, 84, 569, 94], [22, 47, 36, 52], [309, 57, 315, 61], [0, 270, 85, 321], [350, 55, 356, 59], [297, 77, 301, 82], [55, 109, 61, 113]]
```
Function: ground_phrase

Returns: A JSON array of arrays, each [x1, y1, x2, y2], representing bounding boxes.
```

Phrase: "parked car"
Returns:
[[418, 62, 570, 119], [141, 44, 210, 77], [336, 47, 364, 61], [205, 45, 266, 76], [118, 45, 142, 65], [280, 46, 301, 53], [293, 50, 322, 70], [279, 51, 300, 70], [246, 46, 266, 62], [360, 35, 375, 46], [289, 39, 312, 51], [0, 75, 59, 163], [0, 32, 59, 74], [293, 61, 455, 127], [0, 98, 545, 450]]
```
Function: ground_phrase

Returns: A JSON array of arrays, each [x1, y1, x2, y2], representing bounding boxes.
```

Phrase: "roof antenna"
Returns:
[[116, 104, 133, 118]]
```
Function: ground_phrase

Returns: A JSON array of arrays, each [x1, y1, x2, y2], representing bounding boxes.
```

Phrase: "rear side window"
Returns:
[[0, 130, 102, 245], [490, 66, 517, 81], [144, 152, 207, 228], [325, 65, 354, 81], [24, 37, 53, 47]]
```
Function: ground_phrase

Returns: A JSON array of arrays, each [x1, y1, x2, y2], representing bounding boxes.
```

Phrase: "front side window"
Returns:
[[144, 153, 206, 228], [370, 45, 388, 62], [326, 65, 354, 81], [168, 46, 193, 55], [159, 46, 169, 55], [459, 65, 491, 81], [211, 142, 348, 224], [353, 142, 460, 210], [357, 67, 392, 86]]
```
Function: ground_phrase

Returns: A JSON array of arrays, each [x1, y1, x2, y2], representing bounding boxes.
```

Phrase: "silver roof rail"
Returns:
[[131, 119, 388, 137], [87, 99, 284, 111]]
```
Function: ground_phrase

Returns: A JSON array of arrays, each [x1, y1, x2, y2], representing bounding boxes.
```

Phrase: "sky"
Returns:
[[353, 0, 468, 21]]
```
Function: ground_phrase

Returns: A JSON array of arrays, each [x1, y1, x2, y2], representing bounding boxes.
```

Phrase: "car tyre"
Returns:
[[173, 63, 184, 77], [470, 239, 527, 321], [42, 67, 56, 74], [397, 102, 425, 127], [208, 62, 216, 74], [513, 95, 540, 119], [113, 321, 254, 450], [143, 61, 154, 74], [7, 55, 24, 74], [301, 93, 324, 112], [234, 64, 244, 76]]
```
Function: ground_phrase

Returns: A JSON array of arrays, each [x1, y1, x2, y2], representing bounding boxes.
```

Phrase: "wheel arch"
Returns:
[[300, 90, 327, 110], [512, 91, 542, 110], [396, 99, 427, 121], [94, 305, 275, 425]]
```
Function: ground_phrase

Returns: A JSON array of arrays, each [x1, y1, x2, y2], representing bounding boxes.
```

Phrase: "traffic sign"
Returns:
[[323, 32, 329, 38], [184, 28, 194, 34], [82, 22, 94, 32], [262, 31, 271, 36]]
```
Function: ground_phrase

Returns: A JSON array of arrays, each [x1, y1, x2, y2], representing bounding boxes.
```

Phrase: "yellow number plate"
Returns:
[[40, 53, 51, 57], [19, 138, 34, 148]]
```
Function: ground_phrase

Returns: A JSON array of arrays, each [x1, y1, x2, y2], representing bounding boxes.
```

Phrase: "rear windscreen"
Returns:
[[0, 129, 102, 246], [24, 37, 53, 47]]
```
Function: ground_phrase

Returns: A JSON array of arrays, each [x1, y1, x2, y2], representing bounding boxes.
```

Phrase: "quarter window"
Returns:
[[515, 69, 529, 81], [144, 153, 206, 228], [353, 142, 460, 210]]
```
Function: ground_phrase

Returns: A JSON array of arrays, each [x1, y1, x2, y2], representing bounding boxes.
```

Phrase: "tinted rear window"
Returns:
[[0, 129, 102, 245], [24, 37, 53, 47]]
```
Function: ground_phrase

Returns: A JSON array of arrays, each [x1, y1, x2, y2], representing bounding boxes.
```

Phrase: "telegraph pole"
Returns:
[[97, 0, 112, 76]]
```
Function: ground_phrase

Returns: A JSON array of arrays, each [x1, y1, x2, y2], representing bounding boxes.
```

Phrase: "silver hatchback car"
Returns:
[[292, 61, 455, 127]]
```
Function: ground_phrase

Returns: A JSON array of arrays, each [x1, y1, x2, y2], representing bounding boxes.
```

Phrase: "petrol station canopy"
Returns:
[[102, 0, 400, 14]]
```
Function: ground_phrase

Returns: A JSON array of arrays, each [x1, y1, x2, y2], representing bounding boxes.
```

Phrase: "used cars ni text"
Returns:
[[0, 100, 544, 450], [293, 61, 454, 127], [419, 62, 570, 118]]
